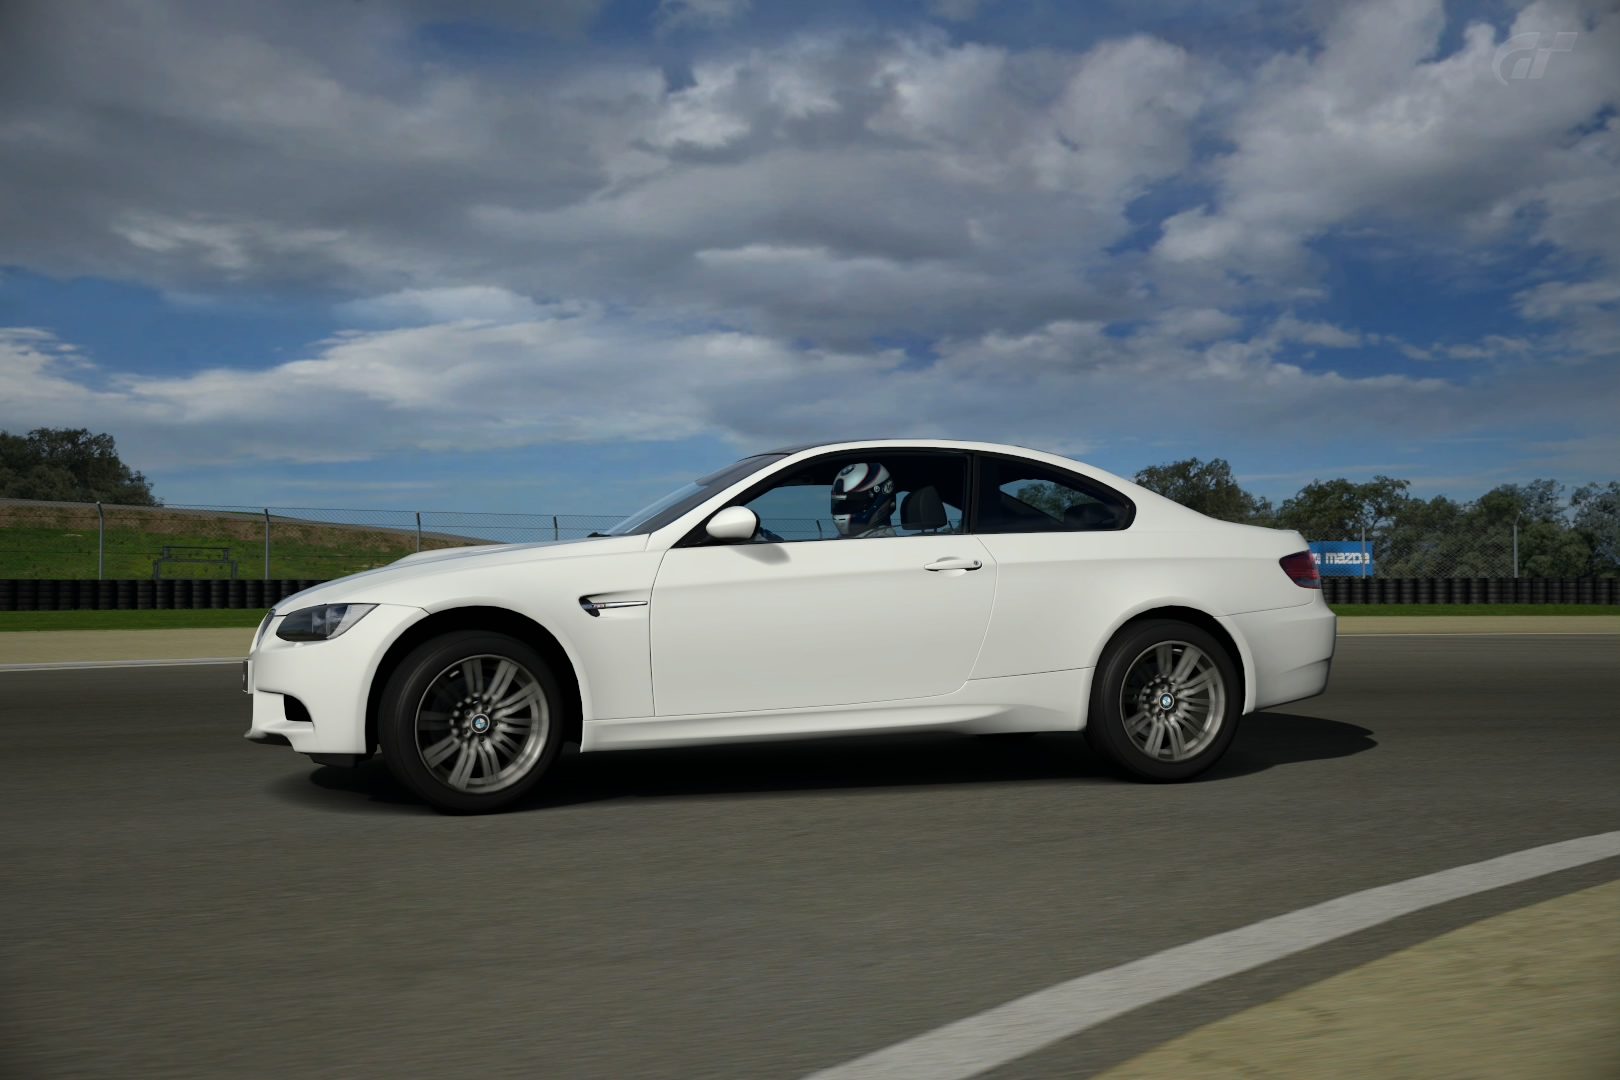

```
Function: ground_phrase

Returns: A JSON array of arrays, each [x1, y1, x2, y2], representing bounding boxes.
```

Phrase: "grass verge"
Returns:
[[1331, 604, 1620, 617], [0, 610, 268, 632]]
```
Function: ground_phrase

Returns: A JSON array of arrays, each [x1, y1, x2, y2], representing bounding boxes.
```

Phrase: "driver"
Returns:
[[830, 462, 897, 538]]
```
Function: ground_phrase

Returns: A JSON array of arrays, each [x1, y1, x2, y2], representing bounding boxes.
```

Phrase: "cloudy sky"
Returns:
[[1, 0, 1616, 513]]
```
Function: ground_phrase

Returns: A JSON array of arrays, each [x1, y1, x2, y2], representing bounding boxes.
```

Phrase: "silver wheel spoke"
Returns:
[[422, 735, 460, 768], [494, 693, 539, 721], [1164, 721, 1186, 759], [1179, 673, 1216, 697], [448, 744, 477, 789], [492, 683, 533, 713], [1118, 639, 1225, 764], [485, 660, 519, 706], [414, 652, 552, 795], [1143, 721, 1166, 757]]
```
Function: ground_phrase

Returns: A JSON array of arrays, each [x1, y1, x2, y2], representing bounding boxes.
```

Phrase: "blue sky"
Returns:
[[1, 0, 1616, 513]]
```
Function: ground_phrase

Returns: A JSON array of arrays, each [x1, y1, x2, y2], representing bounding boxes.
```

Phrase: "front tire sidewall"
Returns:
[[1086, 620, 1240, 782], [379, 631, 563, 813]]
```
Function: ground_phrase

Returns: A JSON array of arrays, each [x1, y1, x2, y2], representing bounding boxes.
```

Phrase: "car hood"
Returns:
[[273, 533, 649, 611]]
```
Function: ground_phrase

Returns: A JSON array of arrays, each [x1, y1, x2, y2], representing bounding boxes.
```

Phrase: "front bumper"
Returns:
[[243, 602, 426, 756]]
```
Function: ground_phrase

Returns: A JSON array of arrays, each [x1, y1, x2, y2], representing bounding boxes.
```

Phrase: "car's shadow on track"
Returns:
[[268, 711, 1376, 815]]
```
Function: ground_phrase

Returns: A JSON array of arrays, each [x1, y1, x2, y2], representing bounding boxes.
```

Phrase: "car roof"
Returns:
[[759, 438, 1047, 456]]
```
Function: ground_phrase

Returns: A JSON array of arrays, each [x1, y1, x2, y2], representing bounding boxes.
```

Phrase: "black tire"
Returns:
[[1084, 619, 1240, 782], [379, 630, 564, 814]]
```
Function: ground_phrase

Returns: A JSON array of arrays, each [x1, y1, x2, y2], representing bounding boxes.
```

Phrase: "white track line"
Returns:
[[0, 657, 241, 673], [806, 830, 1620, 1080]]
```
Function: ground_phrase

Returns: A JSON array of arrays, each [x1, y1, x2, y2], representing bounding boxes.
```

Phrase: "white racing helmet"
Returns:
[[830, 462, 895, 537]]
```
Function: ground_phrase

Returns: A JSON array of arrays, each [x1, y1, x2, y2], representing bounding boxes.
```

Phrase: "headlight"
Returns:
[[275, 604, 376, 642]]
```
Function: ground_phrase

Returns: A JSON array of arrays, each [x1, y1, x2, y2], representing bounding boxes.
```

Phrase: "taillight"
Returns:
[[1280, 551, 1320, 588]]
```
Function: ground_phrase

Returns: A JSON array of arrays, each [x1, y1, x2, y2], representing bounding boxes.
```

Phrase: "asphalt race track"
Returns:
[[4, 635, 1618, 1079]]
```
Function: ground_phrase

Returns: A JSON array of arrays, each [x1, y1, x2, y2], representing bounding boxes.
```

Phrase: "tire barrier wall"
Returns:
[[0, 580, 326, 611], [0, 577, 1616, 610], [1319, 577, 1618, 605]]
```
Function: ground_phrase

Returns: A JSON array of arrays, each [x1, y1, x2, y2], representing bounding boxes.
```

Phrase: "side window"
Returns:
[[741, 453, 968, 541], [974, 457, 1132, 534]]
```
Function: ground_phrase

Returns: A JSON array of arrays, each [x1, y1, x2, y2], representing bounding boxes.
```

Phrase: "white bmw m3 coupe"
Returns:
[[244, 440, 1335, 813]]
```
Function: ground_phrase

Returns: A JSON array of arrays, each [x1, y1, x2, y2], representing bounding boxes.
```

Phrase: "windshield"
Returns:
[[604, 454, 786, 536]]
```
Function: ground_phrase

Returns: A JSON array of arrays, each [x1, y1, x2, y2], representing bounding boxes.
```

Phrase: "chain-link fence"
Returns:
[[0, 496, 1591, 582], [0, 498, 624, 580]]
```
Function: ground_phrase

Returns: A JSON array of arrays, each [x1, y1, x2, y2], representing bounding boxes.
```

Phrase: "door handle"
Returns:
[[924, 556, 983, 572]]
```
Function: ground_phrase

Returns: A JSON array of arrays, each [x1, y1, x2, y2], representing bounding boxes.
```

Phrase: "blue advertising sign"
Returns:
[[1309, 541, 1374, 577]]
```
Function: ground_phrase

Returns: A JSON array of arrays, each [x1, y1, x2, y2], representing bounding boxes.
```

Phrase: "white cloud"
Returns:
[[12, 306, 1613, 480], [1517, 277, 1620, 320], [335, 286, 566, 325], [656, 0, 750, 32], [1152, 0, 1620, 280], [1, 0, 1618, 487], [1268, 315, 1362, 349], [1442, 335, 1532, 360], [1148, 308, 1245, 343], [0, 14, 1217, 342], [929, 0, 989, 21]]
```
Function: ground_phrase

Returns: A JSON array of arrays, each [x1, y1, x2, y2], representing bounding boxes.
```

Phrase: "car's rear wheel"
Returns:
[[1085, 619, 1239, 782], [379, 631, 562, 813]]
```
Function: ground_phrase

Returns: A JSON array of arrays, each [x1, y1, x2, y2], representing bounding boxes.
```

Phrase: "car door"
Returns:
[[966, 453, 1139, 679], [649, 450, 996, 716]]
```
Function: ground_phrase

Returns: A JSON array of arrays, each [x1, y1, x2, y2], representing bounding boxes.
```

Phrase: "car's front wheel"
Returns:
[[1085, 619, 1240, 782], [379, 631, 563, 813]]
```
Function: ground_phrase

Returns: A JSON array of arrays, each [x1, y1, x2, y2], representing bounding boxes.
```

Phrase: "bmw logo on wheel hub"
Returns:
[[1159, 693, 1176, 711], [470, 713, 492, 734]]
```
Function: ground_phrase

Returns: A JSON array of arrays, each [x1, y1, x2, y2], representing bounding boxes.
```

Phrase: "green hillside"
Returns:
[[0, 503, 487, 580]]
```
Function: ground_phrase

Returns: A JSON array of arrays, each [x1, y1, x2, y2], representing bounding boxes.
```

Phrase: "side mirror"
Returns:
[[705, 506, 759, 543]]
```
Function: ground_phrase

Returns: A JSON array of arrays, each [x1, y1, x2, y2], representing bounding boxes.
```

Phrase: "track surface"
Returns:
[[4, 636, 1618, 1079]]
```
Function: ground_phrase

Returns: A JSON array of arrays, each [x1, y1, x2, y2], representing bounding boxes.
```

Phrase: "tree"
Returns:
[[0, 428, 159, 505], [1275, 475, 1410, 539], [1132, 458, 1273, 524], [1473, 480, 1565, 526], [1573, 482, 1620, 577], [1472, 480, 1590, 576], [1380, 494, 1470, 576]]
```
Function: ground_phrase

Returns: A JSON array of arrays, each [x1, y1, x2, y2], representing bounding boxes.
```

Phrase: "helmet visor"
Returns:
[[830, 488, 885, 519]]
